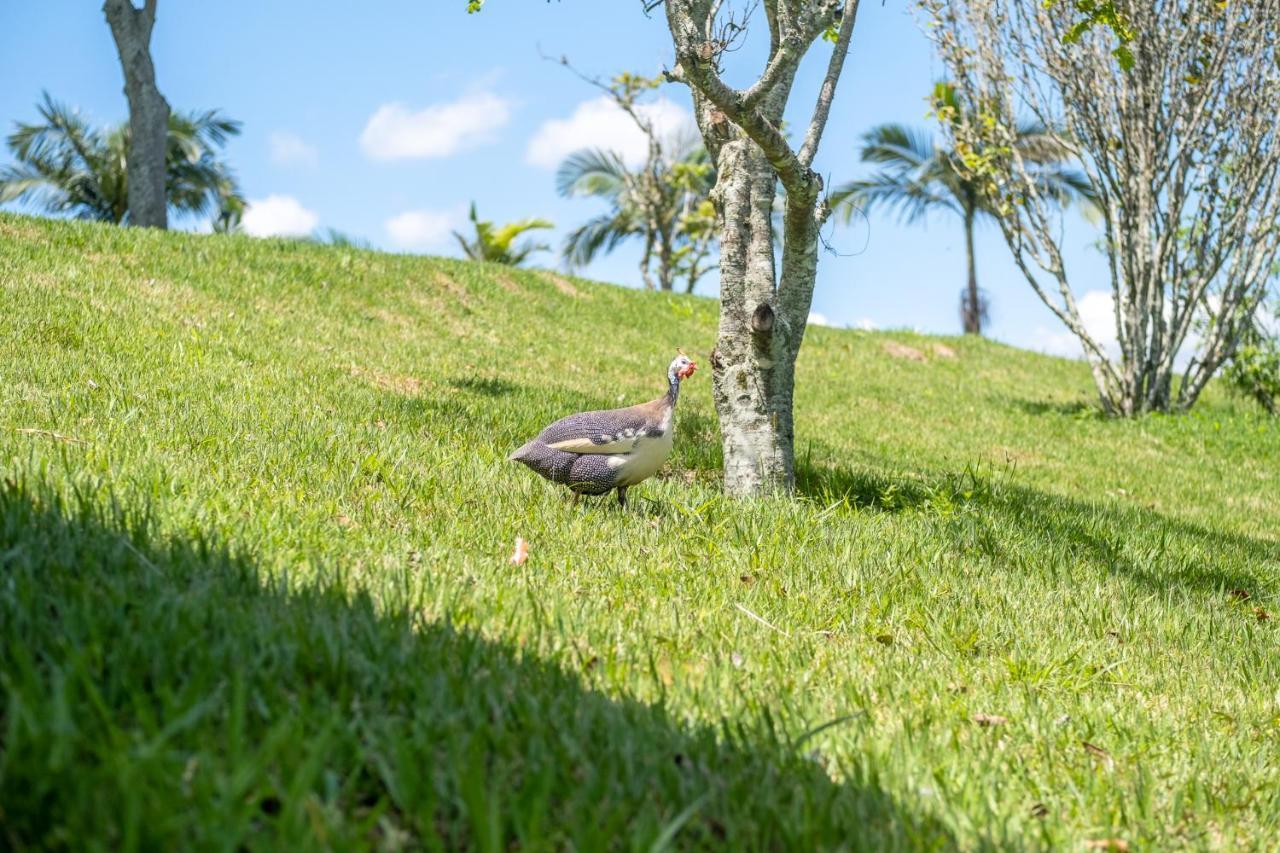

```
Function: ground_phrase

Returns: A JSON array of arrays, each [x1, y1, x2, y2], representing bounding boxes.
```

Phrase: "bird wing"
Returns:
[[536, 402, 665, 454]]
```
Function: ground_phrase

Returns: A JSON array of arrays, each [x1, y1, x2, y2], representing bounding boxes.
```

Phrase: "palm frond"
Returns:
[[506, 239, 552, 267], [491, 218, 554, 252], [562, 211, 639, 268], [0, 163, 72, 210], [858, 124, 936, 170], [1012, 122, 1076, 164], [2, 93, 244, 227], [556, 148, 629, 199], [830, 172, 957, 226]]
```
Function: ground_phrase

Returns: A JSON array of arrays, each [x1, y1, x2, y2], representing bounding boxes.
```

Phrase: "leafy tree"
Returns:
[[1224, 302, 1280, 415], [558, 140, 716, 293], [452, 203, 553, 266], [931, 0, 1280, 415], [831, 85, 1091, 335], [0, 94, 244, 228], [475, 2, 862, 497]]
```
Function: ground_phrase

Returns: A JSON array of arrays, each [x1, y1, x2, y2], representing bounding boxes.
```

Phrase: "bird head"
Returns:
[[670, 350, 698, 381]]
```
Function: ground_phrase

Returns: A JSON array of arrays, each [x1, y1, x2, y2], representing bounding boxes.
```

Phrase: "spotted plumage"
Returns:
[[509, 353, 697, 507]]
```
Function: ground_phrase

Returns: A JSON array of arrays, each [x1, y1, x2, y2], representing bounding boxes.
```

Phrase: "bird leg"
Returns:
[[616, 487, 628, 509], [571, 492, 582, 507]]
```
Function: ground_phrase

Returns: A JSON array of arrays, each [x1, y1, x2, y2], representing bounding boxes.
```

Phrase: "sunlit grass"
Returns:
[[2, 213, 1278, 849]]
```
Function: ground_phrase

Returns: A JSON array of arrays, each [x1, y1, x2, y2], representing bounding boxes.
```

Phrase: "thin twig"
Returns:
[[734, 602, 791, 637], [15, 428, 86, 445]]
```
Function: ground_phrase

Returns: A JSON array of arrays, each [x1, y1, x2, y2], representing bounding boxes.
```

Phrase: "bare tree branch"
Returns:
[[799, 0, 858, 167]]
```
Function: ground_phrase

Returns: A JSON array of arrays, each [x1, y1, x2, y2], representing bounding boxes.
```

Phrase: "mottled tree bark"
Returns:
[[707, 138, 792, 492], [665, 0, 856, 496], [103, 0, 170, 229]]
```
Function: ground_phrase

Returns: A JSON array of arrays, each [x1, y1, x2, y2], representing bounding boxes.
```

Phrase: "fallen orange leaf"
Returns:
[[509, 536, 529, 566]]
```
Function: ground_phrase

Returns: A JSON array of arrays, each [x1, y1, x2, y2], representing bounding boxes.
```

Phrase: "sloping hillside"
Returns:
[[2, 213, 1278, 848]]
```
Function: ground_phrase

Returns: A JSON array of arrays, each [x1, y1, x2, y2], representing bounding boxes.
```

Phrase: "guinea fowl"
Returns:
[[509, 353, 698, 507]]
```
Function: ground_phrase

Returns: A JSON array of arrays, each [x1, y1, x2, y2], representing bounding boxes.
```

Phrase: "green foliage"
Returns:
[[558, 143, 716, 292], [2, 214, 1279, 847], [831, 85, 1090, 333], [610, 71, 663, 103], [1225, 307, 1280, 415], [1048, 0, 1136, 70], [836, 84, 1089, 227], [451, 202, 553, 266], [0, 93, 244, 228]]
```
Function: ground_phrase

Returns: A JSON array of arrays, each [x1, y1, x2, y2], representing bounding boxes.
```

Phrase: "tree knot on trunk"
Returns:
[[751, 302, 775, 335]]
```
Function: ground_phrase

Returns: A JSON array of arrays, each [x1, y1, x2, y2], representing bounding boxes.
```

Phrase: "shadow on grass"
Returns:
[[795, 454, 1278, 597], [399, 374, 1274, 597], [394, 376, 725, 479], [448, 376, 519, 397], [0, 478, 954, 850], [1007, 397, 1102, 418]]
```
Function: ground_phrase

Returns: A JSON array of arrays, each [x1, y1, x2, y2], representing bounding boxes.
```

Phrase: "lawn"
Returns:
[[2, 213, 1278, 850]]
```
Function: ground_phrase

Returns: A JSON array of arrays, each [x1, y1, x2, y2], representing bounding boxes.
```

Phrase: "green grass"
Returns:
[[2, 212, 1278, 850]]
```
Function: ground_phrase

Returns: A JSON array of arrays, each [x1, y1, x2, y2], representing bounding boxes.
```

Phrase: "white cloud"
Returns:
[[360, 92, 510, 160], [242, 195, 318, 237], [808, 311, 831, 327], [1033, 289, 1118, 358], [385, 209, 455, 250], [268, 131, 319, 168], [853, 317, 878, 331], [526, 96, 695, 169]]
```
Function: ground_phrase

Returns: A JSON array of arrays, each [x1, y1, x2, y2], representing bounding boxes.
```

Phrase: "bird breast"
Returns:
[[606, 427, 674, 487]]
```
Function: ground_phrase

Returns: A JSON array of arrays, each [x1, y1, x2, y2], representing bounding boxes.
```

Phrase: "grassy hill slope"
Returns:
[[2, 213, 1278, 849]]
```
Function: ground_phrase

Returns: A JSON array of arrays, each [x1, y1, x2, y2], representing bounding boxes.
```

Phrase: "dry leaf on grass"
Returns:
[[1229, 588, 1252, 602], [972, 713, 1008, 727], [1029, 803, 1049, 819], [509, 536, 529, 566], [1082, 741, 1114, 768], [1255, 607, 1271, 622], [1084, 840, 1129, 851]]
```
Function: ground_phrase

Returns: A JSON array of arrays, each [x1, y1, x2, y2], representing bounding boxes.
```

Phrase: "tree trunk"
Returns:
[[656, 225, 676, 291], [709, 139, 808, 496], [962, 208, 981, 335], [104, 0, 169, 229], [661, 0, 855, 496], [638, 230, 656, 290]]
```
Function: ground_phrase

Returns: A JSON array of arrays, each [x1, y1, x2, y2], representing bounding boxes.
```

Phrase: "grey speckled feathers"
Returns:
[[509, 353, 697, 507]]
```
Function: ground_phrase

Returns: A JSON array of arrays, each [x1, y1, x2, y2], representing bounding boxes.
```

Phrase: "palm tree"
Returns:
[[451, 203, 553, 266], [0, 93, 243, 228], [557, 141, 716, 293], [830, 86, 1090, 335]]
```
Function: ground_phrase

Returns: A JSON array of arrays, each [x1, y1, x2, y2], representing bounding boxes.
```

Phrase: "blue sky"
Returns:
[[0, 1, 1115, 353]]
